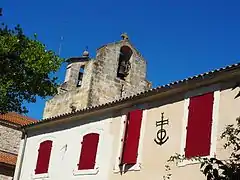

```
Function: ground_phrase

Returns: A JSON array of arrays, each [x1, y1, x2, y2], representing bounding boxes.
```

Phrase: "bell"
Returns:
[[118, 65, 126, 75], [78, 72, 83, 79]]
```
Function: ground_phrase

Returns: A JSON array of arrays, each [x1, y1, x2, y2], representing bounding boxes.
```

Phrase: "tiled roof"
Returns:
[[22, 62, 240, 128], [0, 151, 17, 166], [0, 112, 37, 126]]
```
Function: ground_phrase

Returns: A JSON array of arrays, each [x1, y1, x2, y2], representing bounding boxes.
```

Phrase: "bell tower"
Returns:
[[43, 34, 151, 119]]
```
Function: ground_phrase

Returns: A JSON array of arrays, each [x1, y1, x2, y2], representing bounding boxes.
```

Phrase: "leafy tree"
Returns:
[[0, 24, 64, 114]]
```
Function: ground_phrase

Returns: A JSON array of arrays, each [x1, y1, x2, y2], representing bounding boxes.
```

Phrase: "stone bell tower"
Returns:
[[43, 34, 151, 119]]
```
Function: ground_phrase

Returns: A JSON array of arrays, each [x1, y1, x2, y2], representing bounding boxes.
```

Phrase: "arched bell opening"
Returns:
[[77, 65, 85, 87], [117, 46, 133, 80]]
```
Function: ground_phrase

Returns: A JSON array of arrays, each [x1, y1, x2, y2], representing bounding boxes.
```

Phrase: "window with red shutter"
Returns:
[[78, 133, 99, 170], [35, 140, 53, 174], [121, 109, 143, 165], [185, 92, 214, 158]]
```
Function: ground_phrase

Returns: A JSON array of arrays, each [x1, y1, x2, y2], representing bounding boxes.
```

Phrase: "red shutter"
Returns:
[[185, 92, 214, 158], [35, 140, 53, 174], [121, 109, 143, 164], [78, 133, 99, 170]]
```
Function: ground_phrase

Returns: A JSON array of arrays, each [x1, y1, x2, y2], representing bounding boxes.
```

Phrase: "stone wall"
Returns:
[[43, 60, 94, 119], [43, 38, 151, 119], [89, 41, 151, 106], [0, 124, 21, 180], [0, 124, 21, 154]]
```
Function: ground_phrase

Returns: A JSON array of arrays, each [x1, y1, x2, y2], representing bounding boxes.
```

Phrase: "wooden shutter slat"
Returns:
[[185, 92, 214, 158], [121, 109, 143, 164], [35, 140, 52, 174], [78, 133, 99, 170]]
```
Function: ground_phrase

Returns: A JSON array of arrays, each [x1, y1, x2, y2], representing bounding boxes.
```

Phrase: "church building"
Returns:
[[13, 34, 240, 180]]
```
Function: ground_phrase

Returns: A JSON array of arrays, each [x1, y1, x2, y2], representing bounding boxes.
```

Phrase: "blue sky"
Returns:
[[1, 0, 240, 120]]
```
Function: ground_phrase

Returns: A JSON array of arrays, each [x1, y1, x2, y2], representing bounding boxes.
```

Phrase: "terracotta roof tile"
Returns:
[[0, 151, 17, 166], [0, 112, 37, 126]]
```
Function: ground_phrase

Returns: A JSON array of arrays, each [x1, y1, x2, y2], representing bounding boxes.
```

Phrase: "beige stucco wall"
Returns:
[[216, 87, 240, 160], [108, 86, 240, 180], [15, 83, 239, 180]]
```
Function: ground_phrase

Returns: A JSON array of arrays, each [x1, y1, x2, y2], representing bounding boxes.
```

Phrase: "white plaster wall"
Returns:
[[16, 117, 114, 180]]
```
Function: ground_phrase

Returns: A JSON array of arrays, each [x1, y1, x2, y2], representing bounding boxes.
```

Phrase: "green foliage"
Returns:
[[0, 24, 64, 114]]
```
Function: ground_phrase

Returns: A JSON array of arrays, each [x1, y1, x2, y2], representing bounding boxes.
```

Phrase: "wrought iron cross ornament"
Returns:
[[154, 112, 169, 145]]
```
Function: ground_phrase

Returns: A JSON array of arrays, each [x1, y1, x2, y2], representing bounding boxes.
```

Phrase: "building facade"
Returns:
[[0, 112, 36, 180], [13, 35, 240, 180]]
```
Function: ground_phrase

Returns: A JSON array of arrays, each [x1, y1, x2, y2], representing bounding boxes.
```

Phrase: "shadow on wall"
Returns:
[[0, 164, 14, 178]]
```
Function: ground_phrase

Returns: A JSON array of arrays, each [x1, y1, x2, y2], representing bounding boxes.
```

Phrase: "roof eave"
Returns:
[[22, 62, 240, 130], [0, 162, 15, 168]]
